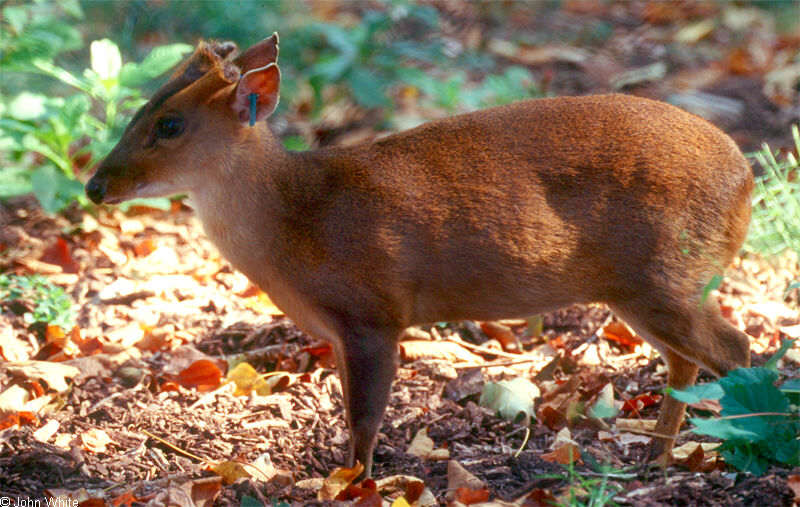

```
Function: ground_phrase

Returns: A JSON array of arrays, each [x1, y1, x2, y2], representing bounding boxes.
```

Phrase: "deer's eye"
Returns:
[[155, 116, 184, 139]]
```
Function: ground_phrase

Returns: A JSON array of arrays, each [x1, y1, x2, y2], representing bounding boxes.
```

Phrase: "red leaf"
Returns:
[[621, 393, 662, 414], [40, 238, 80, 274], [454, 487, 490, 505], [169, 360, 223, 392]]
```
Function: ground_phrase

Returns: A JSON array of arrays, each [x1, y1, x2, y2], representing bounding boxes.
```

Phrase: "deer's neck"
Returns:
[[189, 123, 290, 289]]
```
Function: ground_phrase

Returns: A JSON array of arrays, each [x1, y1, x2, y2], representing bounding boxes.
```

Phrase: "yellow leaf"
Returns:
[[318, 463, 364, 501], [226, 362, 270, 396], [210, 460, 251, 485], [244, 291, 284, 316]]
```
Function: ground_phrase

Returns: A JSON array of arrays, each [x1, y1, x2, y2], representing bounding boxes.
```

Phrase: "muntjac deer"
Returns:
[[86, 35, 753, 478]]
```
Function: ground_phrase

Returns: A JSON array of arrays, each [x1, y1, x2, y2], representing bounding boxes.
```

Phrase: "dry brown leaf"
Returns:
[[542, 441, 582, 465], [5, 360, 80, 392], [517, 488, 558, 506], [480, 321, 519, 352], [615, 418, 658, 435], [603, 321, 643, 351], [184, 477, 223, 507], [672, 441, 719, 460], [318, 463, 364, 501], [446, 460, 484, 493], [787, 474, 800, 505], [453, 487, 490, 505], [407, 428, 434, 459], [399, 340, 483, 363], [81, 428, 113, 453], [32, 418, 60, 442], [104, 321, 146, 348], [209, 460, 251, 485]]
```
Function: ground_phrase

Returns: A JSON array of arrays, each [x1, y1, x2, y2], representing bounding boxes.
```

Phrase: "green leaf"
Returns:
[[669, 381, 725, 404], [347, 67, 387, 108], [719, 447, 770, 476], [5, 92, 48, 121], [780, 378, 800, 395], [688, 418, 759, 442], [700, 274, 724, 306], [282, 135, 310, 151], [119, 43, 192, 87], [30, 165, 84, 213], [90, 39, 122, 80], [763, 339, 797, 371], [479, 377, 540, 425], [0, 166, 34, 198]]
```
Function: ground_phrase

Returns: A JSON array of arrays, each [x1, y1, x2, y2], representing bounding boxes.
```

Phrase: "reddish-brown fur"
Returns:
[[87, 36, 753, 478]]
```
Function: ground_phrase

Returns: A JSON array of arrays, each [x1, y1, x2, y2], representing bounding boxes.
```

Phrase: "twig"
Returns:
[[443, 335, 538, 360], [141, 429, 207, 462]]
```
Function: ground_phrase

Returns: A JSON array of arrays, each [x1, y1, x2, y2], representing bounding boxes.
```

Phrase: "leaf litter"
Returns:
[[2, 2, 800, 504]]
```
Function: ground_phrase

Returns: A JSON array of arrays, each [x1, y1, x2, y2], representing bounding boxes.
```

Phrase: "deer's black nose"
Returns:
[[85, 177, 106, 204]]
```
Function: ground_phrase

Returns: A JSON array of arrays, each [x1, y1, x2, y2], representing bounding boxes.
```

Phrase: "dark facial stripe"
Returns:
[[125, 76, 193, 133]]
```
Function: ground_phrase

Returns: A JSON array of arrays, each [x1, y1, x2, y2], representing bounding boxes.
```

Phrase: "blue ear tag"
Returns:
[[248, 93, 258, 126]]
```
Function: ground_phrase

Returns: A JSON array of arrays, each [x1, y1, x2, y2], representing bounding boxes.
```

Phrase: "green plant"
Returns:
[[302, 3, 444, 110], [1, 2, 191, 213], [670, 339, 799, 476], [0, 274, 77, 332], [398, 65, 540, 114], [746, 126, 800, 256], [561, 463, 624, 507]]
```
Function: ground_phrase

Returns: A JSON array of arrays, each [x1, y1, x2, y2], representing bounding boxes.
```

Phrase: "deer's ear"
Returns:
[[231, 63, 280, 124], [234, 33, 278, 74]]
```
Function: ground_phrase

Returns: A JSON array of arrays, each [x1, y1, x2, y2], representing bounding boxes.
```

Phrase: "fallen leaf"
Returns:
[[479, 377, 539, 424], [5, 360, 80, 392], [407, 428, 435, 459], [243, 290, 284, 316], [453, 487, 490, 505], [33, 418, 60, 442], [446, 460, 484, 494], [602, 321, 642, 351], [517, 488, 558, 506], [0, 411, 38, 430], [336, 480, 382, 504], [0, 384, 31, 412], [318, 463, 364, 501], [479, 321, 519, 352], [621, 393, 662, 414], [168, 359, 223, 392], [111, 490, 139, 507], [40, 237, 80, 274], [399, 340, 483, 363], [226, 362, 271, 396], [133, 238, 157, 257], [614, 432, 651, 447], [673, 441, 719, 460], [542, 440, 582, 465], [788, 474, 800, 505], [81, 428, 113, 453], [615, 418, 658, 435], [209, 460, 251, 485]]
